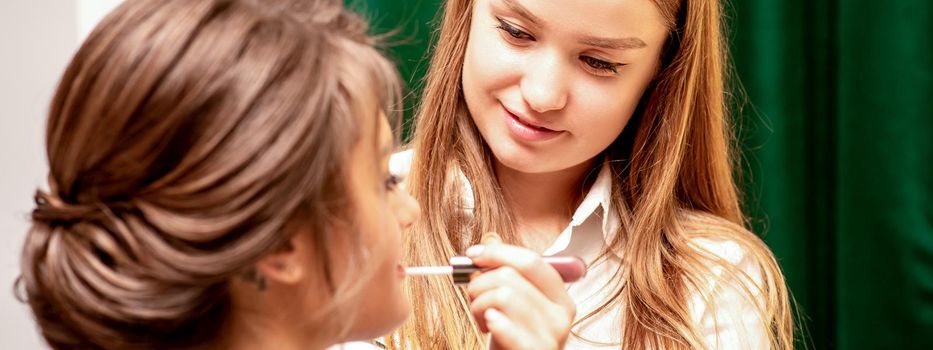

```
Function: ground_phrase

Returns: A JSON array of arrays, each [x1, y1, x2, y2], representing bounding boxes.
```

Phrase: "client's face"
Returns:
[[337, 114, 420, 340]]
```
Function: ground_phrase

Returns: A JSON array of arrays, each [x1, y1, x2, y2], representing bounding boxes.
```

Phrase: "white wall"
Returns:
[[0, 1, 121, 348]]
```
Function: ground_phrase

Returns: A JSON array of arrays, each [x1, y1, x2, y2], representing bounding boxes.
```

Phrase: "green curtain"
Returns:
[[349, 0, 443, 139], [731, 0, 933, 348], [350, 1, 933, 348]]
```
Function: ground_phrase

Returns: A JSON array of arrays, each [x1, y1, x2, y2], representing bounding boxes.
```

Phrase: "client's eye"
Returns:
[[385, 174, 403, 191]]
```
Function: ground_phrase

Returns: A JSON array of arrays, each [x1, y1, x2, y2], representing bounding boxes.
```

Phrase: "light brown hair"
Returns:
[[392, 0, 794, 349], [18, 0, 401, 348]]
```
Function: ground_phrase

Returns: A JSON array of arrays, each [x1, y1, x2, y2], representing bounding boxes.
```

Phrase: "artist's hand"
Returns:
[[466, 233, 575, 350]]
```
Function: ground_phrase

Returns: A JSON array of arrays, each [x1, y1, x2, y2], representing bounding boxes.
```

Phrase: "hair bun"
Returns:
[[31, 190, 128, 226]]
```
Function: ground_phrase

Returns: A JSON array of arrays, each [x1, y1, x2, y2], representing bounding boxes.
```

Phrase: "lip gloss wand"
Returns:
[[405, 256, 587, 284]]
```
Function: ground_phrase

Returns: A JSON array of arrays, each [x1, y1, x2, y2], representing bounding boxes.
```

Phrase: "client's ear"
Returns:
[[254, 231, 312, 286]]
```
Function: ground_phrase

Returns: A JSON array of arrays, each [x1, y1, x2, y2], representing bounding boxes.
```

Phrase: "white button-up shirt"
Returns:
[[333, 150, 767, 349]]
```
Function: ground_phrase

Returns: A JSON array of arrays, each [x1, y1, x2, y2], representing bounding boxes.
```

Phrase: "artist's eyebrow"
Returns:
[[501, 0, 647, 51], [502, 0, 541, 25], [578, 35, 648, 50]]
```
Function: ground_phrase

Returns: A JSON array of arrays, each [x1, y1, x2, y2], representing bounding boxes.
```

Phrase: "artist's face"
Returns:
[[463, 0, 667, 173]]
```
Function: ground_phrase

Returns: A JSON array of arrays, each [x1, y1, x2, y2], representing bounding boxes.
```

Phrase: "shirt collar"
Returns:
[[459, 163, 621, 256]]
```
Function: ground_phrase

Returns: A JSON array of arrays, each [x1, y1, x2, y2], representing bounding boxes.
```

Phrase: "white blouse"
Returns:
[[333, 150, 768, 349]]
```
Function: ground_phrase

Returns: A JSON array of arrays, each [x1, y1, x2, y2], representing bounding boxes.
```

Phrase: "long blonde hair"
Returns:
[[17, 0, 402, 348], [392, 0, 793, 349]]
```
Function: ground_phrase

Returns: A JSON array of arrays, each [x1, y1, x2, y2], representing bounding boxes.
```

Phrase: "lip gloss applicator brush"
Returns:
[[405, 256, 587, 284]]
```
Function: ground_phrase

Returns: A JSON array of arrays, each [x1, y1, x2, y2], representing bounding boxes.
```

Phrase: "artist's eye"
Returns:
[[580, 56, 624, 77], [496, 18, 535, 41]]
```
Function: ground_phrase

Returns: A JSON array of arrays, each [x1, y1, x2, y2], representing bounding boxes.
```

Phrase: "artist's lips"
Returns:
[[502, 104, 563, 142]]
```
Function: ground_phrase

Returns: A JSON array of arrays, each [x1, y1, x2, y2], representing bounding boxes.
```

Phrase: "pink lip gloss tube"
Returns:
[[405, 256, 587, 284]]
